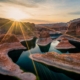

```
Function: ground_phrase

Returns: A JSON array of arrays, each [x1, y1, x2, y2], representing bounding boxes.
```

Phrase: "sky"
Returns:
[[0, 0, 80, 24]]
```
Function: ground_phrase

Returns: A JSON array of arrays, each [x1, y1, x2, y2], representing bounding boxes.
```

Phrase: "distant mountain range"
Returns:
[[36, 23, 68, 28], [0, 17, 80, 26], [36, 18, 80, 27]]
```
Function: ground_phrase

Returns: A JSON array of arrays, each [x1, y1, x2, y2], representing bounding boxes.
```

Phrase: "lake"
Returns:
[[16, 38, 77, 80]]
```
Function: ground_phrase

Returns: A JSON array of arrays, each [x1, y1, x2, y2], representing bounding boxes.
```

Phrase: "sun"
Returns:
[[7, 7, 30, 21]]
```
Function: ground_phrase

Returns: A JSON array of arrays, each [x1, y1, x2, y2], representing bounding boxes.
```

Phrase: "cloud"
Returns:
[[0, 0, 47, 8], [68, 11, 80, 15], [30, 0, 46, 3], [0, 0, 38, 8]]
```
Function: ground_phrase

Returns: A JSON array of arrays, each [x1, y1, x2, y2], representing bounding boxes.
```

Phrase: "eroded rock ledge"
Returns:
[[56, 37, 75, 49], [19, 36, 34, 42], [37, 30, 52, 46], [30, 52, 80, 74], [0, 34, 36, 80], [57, 34, 80, 43]]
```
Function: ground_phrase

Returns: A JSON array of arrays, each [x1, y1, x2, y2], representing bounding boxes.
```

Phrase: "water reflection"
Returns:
[[21, 37, 37, 50], [50, 33, 62, 39], [8, 37, 80, 80], [16, 51, 72, 80], [38, 43, 51, 52], [8, 38, 37, 63], [17, 39, 80, 80], [38, 40, 61, 53], [8, 49, 26, 63]]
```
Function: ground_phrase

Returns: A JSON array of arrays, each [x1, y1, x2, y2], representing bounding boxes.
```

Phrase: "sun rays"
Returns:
[[19, 22, 40, 80], [21, 22, 35, 36]]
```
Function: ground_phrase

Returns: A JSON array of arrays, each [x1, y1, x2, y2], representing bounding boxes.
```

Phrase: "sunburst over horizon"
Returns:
[[0, 0, 80, 24], [6, 7, 31, 21]]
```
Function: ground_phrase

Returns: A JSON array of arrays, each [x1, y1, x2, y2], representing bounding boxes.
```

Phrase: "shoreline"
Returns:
[[20, 37, 34, 42], [37, 37, 52, 46], [58, 34, 80, 43], [30, 53, 80, 74], [56, 47, 75, 49], [0, 42, 36, 80]]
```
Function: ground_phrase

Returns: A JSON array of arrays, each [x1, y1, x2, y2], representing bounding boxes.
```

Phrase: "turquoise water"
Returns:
[[16, 40, 73, 80]]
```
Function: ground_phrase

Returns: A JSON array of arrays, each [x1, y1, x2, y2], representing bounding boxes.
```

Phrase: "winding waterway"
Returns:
[[0, 36, 80, 80], [16, 39, 77, 80]]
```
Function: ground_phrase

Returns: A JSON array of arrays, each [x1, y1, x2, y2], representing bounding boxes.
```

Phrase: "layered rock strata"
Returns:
[[66, 21, 80, 38], [56, 38, 75, 49], [0, 34, 36, 80], [37, 30, 52, 46], [30, 52, 80, 74]]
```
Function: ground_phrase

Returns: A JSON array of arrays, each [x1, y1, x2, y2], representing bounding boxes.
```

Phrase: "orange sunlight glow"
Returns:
[[7, 7, 30, 21]]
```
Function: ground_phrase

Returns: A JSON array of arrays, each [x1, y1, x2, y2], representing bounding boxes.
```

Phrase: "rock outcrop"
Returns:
[[37, 30, 52, 46], [0, 34, 36, 80], [56, 37, 75, 49], [0, 18, 36, 37], [68, 18, 80, 23], [51, 23, 68, 33], [30, 52, 80, 74], [66, 21, 80, 38], [0, 34, 19, 44]]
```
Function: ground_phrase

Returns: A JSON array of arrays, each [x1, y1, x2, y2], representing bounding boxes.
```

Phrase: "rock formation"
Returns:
[[0, 34, 19, 44], [66, 21, 80, 38], [51, 23, 68, 33], [0, 34, 36, 80], [68, 18, 80, 23], [37, 30, 52, 46], [36, 23, 68, 33], [56, 37, 75, 49], [30, 52, 80, 74], [0, 18, 36, 37]]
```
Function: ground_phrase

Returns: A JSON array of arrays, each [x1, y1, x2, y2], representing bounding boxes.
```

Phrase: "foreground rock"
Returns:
[[56, 37, 75, 49], [0, 34, 36, 80], [30, 52, 80, 74], [37, 30, 52, 46]]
